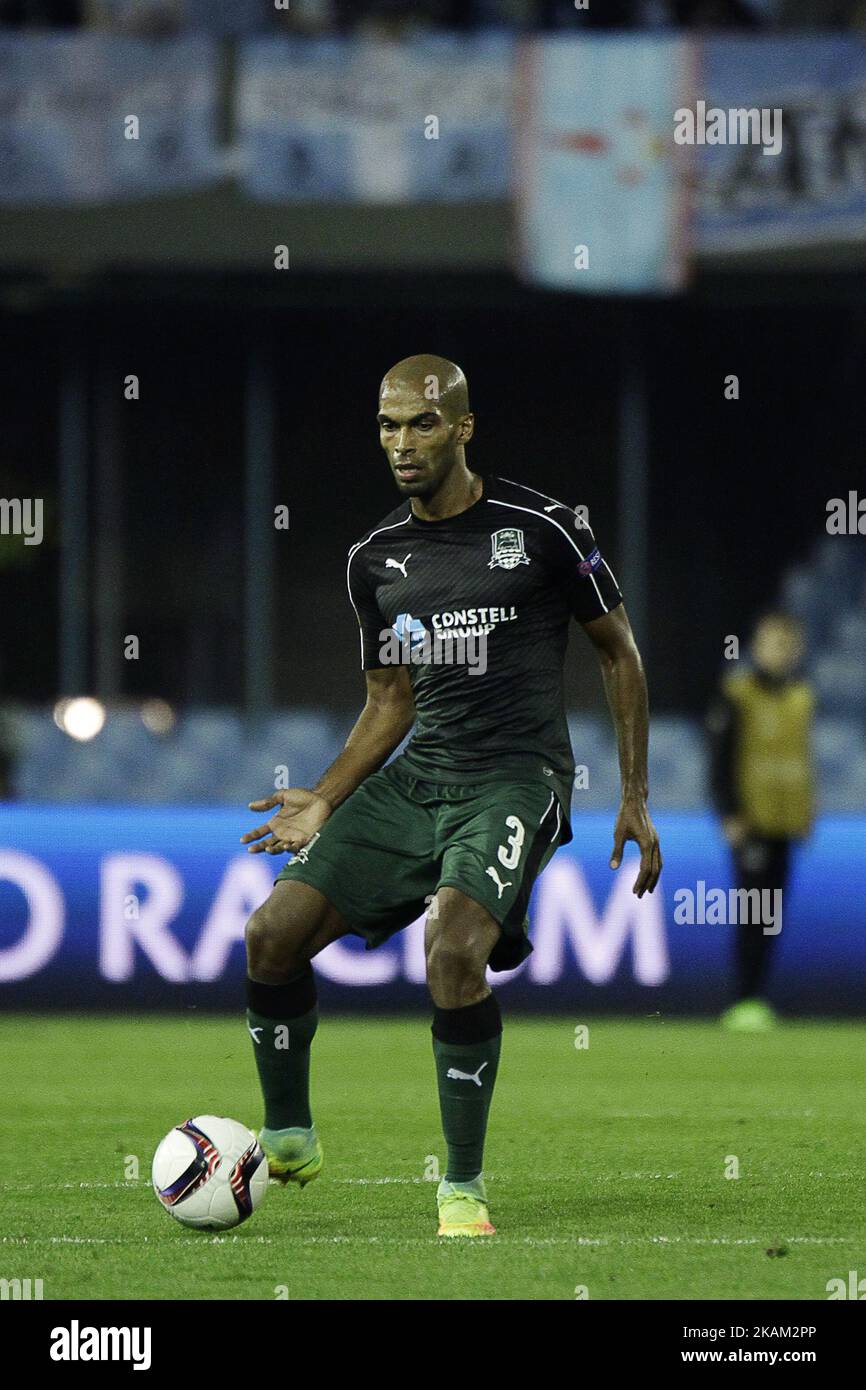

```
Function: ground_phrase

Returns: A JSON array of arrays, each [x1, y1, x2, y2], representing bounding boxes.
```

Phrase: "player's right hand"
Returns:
[[241, 788, 332, 856]]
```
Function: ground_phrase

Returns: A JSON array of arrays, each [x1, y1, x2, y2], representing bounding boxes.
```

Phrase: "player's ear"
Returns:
[[457, 413, 474, 443]]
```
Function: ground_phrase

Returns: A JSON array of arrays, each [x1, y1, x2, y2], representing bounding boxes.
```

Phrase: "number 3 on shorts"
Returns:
[[497, 815, 525, 870]]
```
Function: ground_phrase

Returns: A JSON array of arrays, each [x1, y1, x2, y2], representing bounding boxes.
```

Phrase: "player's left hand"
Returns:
[[610, 796, 662, 897]]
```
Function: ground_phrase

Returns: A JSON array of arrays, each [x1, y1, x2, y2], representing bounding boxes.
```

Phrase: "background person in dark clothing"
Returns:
[[707, 613, 815, 1031]]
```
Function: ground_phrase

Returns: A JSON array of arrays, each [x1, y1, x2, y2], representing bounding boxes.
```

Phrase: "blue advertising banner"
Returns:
[[516, 35, 691, 293], [696, 37, 866, 253], [0, 35, 223, 205], [236, 33, 512, 203], [1, 806, 864, 1014]]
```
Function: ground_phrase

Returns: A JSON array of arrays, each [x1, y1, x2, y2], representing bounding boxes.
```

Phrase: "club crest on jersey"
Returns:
[[488, 527, 530, 570]]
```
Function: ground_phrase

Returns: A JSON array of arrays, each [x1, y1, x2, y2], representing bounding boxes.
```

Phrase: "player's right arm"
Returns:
[[313, 665, 415, 811], [242, 664, 415, 856]]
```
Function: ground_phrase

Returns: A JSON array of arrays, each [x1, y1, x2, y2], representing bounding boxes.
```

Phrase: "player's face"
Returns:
[[377, 389, 469, 498]]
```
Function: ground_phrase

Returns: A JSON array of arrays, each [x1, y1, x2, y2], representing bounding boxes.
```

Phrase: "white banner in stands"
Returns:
[[0, 34, 223, 205], [236, 33, 512, 203], [515, 34, 692, 293]]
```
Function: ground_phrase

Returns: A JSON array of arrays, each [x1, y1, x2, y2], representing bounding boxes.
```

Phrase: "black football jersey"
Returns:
[[346, 475, 623, 833]]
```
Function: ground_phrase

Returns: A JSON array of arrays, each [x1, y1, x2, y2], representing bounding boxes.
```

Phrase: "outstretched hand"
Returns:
[[610, 796, 662, 898], [241, 788, 332, 856]]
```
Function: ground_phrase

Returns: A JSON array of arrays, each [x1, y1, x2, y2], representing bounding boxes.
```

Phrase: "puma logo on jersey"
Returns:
[[385, 554, 412, 579], [247, 1025, 263, 1045], [446, 1061, 488, 1088], [485, 865, 513, 899]]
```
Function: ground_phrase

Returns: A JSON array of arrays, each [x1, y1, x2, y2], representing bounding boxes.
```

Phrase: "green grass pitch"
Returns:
[[2, 1014, 863, 1301]]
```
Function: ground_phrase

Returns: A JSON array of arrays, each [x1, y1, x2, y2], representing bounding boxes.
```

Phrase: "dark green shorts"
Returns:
[[275, 760, 569, 971]]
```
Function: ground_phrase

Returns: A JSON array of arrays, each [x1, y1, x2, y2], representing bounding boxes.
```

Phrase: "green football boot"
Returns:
[[437, 1176, 496, 1237], [258, 1126, 323, 1187], [721, 998, 778, 1032]]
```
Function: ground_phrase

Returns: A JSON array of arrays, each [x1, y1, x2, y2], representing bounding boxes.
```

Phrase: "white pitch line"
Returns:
[[0, 1235, 275, 1247], [0, 1175, 686, 1190], [285, 1235, 857, 1248], [5, 1169, 860, 1191], [332, 1177, 423, 1185], [1, 1234, 855, 1249], [1, 1182, 140, 1192], [603, 1111, 827, 1121], [332, 1173, 685, 1185]]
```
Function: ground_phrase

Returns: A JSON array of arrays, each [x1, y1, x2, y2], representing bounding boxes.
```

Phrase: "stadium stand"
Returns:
[[6, 703, 864, 810]]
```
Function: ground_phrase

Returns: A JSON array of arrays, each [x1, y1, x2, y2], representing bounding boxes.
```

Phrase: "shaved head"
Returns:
[[377, 353, 476, 514], [379, 354, 469, 421]]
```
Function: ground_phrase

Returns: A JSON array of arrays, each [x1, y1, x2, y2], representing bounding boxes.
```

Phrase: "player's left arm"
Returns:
[[582, 604, 662, 898]]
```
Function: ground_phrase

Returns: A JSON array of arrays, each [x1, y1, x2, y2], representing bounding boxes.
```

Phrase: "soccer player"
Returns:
[[707, 612, 815, 1031], [241, 354, 662, 1236]]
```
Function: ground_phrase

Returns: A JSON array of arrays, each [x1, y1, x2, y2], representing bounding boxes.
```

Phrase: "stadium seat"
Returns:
[[813, 718, 866, 812], [812, 534, 863, 608], [224, 712, 339, 801], [566, 715, 618, 809], [177, 710, 245, 758], [833, 611, 866, 659], [778, 567, 826, 650], [813, 654, 866, 717], [12, 721, 76, 801], [8, 700, 865, 810], [647, 717, 706, 810]]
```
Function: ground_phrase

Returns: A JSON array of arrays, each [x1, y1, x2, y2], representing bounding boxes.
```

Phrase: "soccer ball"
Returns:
[[152, 1115, 269, 1231]]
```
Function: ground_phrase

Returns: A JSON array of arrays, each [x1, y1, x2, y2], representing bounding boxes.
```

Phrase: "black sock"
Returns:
[[246, 971, 318, 1131], [431, 994, 502, 1184]]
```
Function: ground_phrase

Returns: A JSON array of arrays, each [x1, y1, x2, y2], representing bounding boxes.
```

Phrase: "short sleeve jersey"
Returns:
[[346, 475, 623, 832]]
